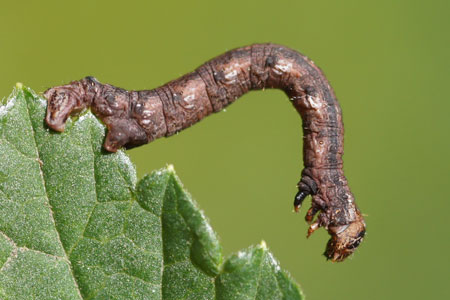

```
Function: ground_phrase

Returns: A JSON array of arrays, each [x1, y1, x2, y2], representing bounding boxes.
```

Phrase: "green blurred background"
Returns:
[[1, 0, 449, 299]]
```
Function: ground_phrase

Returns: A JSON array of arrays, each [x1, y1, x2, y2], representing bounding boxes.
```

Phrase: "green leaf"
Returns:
[[0, 85, 303, 300]]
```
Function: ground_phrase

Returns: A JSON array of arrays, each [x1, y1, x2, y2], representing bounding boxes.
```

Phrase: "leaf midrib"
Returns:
[[24, 91, 83, 299]]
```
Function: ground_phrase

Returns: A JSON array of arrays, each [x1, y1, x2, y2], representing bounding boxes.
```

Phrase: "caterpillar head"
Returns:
[[325, 213, 366, 262]]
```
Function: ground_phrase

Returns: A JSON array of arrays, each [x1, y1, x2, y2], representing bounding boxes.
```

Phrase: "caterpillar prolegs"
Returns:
[[44, 43, 366, 262]]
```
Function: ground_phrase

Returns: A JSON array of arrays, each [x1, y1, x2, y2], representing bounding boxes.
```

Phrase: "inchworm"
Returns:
[[44, 43, 365, 262]]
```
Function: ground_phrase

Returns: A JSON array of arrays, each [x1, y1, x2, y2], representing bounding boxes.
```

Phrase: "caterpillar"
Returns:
[[44, 43, 366, 262]]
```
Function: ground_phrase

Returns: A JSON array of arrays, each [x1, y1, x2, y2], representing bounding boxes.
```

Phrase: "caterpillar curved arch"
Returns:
[[44, 43, 366, 262]]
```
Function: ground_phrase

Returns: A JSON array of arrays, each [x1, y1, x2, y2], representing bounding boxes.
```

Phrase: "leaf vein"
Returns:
[[23, 94, 83, 299]]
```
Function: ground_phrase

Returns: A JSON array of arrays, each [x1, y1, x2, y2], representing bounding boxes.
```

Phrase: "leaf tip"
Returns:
[[259, 240, 268, 250], [166, 164, 175, 173], [15, 82, 23, 90]]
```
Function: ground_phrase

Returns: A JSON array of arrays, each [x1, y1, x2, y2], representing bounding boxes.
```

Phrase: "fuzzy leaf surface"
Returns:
[[0, 86, 303, 299]]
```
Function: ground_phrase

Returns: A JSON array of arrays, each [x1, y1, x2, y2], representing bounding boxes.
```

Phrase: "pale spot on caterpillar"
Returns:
[[183, 94, 195, 102], [307, 95, 324, 109], [273, 59, 293, 75], [224, 69, 238, 81]]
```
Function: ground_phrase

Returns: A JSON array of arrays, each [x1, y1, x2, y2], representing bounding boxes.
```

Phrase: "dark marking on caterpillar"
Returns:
[[44, 43, 366, 262]]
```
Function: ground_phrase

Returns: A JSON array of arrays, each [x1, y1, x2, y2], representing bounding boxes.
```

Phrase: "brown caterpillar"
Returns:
[[44, 43, 365, 262]]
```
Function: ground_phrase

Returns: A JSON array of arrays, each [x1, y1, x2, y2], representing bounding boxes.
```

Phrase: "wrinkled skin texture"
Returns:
[[44, 43, 366, 262]]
